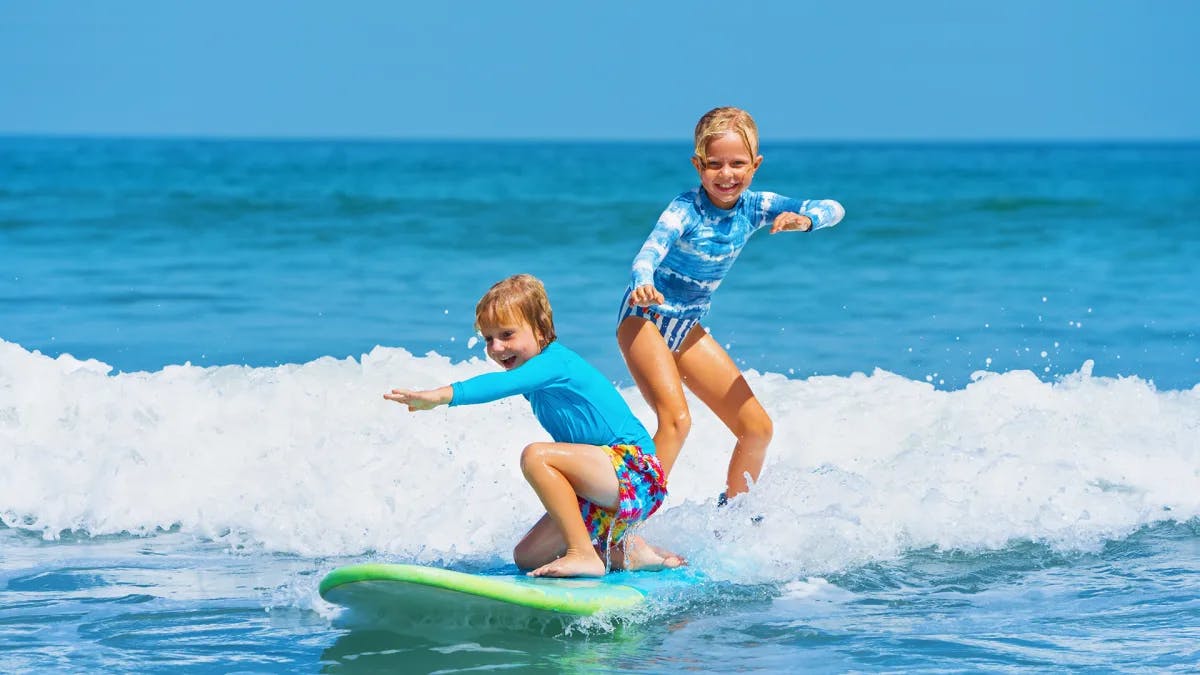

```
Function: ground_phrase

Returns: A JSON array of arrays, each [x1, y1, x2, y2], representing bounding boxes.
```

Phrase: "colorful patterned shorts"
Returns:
[[579, 444, 668, 545], [616, 287, 700, 352]]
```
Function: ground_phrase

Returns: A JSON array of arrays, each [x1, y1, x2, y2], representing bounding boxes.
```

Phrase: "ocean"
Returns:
[[1, 136, 1197, 672]]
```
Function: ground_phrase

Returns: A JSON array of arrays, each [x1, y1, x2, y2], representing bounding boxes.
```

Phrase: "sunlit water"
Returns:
[[1, 138, 1198, 671]]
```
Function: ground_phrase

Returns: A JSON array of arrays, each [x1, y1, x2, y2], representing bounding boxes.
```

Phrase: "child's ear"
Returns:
[[753, 155, 763, 170], [691, 155, 704, 172]]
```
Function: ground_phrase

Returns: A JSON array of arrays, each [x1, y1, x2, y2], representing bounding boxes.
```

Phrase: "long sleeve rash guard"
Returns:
[[631, 188, 845, 319], [450, 341, 654, 452]]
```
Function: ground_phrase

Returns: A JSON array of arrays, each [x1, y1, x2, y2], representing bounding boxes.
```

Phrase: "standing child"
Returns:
[[617, 106, 845, 503], [386, 274, 681, 578]]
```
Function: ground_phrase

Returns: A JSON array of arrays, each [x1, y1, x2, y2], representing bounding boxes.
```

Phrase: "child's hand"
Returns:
[[629, 284, 665, 307], [384, 387, 452, 411], [770, 212, 813, 234]]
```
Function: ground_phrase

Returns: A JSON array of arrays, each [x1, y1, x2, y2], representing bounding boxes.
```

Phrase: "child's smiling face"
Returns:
[[479, 318, 543, 370], [692, 132, 763, 209]]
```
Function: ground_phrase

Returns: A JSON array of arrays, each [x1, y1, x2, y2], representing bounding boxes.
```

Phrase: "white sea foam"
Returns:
[[2, 339, 1197, 583]]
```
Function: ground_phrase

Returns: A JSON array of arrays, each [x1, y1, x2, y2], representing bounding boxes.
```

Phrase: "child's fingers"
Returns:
[[630, 285, 662, 306], [770, 213, 811, 234]]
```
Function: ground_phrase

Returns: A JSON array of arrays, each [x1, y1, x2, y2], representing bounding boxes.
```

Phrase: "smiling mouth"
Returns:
[[498, 354, 518, 368]]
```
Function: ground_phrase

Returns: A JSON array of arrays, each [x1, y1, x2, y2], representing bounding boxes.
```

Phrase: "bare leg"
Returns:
[[513, 513, 564, 570], [520, 442, 620, 578], [617, 316, 693, 476], [516, 515, 618, 571], [674, 331, 773, 498]]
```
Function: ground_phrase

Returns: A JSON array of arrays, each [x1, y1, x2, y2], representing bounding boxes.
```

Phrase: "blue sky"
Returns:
[[2, 1, 1197, 140]]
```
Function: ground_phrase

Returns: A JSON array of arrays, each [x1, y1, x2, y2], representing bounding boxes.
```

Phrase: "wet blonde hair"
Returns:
[[474, 274, 556, 349], [693, 107, 760, 163]]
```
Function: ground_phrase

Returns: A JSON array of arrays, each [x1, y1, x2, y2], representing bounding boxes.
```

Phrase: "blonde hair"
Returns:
[[474, 274, 556, 348], [693, 107, 759, 163]]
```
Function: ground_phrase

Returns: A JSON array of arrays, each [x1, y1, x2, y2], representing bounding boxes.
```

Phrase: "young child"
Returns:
[[386, 274, 681, 578], [617, 107, 845, 503]]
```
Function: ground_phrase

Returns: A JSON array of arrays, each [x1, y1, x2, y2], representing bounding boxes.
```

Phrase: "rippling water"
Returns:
[[1, 137, 1197, 671]]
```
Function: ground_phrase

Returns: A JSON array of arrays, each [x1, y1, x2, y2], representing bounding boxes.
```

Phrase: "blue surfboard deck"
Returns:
[[319, 563, 699, 635]]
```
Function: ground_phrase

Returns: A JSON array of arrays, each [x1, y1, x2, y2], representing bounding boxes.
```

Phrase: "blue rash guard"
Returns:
[[449, 341, 654, 452], [631, 188, 845, 319]]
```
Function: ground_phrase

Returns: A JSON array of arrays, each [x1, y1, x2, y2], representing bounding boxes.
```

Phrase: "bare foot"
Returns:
[[610, 535, 687, 572], [528, 549, 606, 578]]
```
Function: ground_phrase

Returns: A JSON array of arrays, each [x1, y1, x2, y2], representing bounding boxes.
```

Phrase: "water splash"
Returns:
[[2, 340, 1197, 584]]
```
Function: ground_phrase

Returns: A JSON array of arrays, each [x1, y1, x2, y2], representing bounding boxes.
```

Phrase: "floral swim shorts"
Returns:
[[578, 444, 668, 545]]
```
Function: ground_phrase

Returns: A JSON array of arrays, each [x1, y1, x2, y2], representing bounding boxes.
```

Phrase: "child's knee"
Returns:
[[513, 540, 553, 570], [513, 541, 536, 569], [658, 405, 691, 438], [519, 442, 551, 475], [739, 409, 773, 444]]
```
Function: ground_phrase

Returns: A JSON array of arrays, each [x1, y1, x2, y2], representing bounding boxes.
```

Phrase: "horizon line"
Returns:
[[2, 131, 1199, 145]]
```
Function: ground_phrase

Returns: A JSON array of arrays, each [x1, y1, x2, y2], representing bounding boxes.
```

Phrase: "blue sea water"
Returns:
[[1, 136, 1198, 672]]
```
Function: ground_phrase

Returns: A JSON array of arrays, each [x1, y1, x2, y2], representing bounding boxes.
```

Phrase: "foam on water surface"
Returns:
[[3, 339, 1196, 586]]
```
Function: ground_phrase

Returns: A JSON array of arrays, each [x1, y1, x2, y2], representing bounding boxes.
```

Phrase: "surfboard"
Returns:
[[319, 562, 696, 636]]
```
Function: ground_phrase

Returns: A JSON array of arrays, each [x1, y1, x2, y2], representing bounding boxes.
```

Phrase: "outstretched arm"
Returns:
[[384, 386, 453, 411], [759, 194, 845, 235], [386, 348, 561, 413]]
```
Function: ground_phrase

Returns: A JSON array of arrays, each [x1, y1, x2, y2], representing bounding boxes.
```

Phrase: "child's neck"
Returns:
[[700, 187, 739, 210]]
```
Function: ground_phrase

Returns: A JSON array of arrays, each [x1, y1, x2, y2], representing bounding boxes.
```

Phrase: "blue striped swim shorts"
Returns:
[[616, 287, 700, 352]]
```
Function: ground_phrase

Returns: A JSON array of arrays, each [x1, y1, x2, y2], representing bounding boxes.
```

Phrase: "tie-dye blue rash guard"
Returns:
[[630, 188, 845, 319]]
